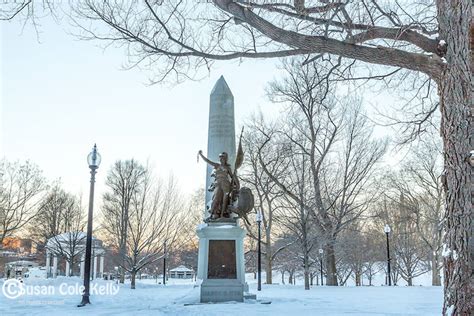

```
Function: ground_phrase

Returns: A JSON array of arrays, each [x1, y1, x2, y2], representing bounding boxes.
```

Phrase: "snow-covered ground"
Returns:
[[0, 275, 443, 315]]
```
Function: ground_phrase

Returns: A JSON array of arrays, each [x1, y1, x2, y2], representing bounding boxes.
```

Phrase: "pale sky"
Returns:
[[0, 16, 286, 203], [0, 15, 400, 206]]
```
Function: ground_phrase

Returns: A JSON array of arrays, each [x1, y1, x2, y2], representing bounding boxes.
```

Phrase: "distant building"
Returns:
[[1, 237, 35, 257], [169, 265, 194, 279]]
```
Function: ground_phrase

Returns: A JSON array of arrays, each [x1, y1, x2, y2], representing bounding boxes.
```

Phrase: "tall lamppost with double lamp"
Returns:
[[256, 209, 263, 291], [384, 224, 392, 286], [319, 248, 324, 286], [78, 144, 101, 307]]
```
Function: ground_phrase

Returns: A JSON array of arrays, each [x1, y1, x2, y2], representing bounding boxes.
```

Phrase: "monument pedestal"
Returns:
[[197, 221, 248, 303]]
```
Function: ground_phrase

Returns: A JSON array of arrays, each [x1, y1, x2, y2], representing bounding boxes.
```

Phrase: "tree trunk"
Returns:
[[436, 1, 473, 314], [281, 271, 285, 285], [288, 271, 293, 285], [265, 240, 273, 284], [355, 271, 361, 286], [325, 242, 338, 286], [68, 258, 74, 277], [432, 256, 442, 286], [131, 270, 136, 289], [120, 267, 125, 284], [304, 254, 310, 290], [408, 277, 413, 286]]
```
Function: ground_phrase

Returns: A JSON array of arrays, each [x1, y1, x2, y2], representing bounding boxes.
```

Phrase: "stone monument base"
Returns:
[[197, 221, 250, 303], [201, 279, 244, 302]]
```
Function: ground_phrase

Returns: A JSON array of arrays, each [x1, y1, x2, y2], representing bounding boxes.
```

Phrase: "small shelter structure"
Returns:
[[169, 265, 194, 279], [45, 232, 105, 278]]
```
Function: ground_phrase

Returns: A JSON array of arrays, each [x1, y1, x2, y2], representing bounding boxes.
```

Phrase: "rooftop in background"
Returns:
[[169, 265, 194, 272]]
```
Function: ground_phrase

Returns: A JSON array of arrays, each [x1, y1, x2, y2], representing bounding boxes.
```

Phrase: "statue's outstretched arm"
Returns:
[[198, 150, 219, 168]]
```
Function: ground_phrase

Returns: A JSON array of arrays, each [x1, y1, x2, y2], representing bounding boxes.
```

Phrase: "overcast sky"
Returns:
[[1, 15, 400, 208]]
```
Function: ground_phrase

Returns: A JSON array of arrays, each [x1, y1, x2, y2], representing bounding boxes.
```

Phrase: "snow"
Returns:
[[169, 265, 193, 272], [196, 223, 208, 231], [0, 274, 443, 315], [216, 225, 234, 229], [439, 40, 446, 46], [442, 244, 451, 257]]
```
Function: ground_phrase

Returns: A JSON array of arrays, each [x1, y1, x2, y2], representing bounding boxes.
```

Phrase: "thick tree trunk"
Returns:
[[68, 258, 74, 277], [355, 271, 361, 286], [131, 270, 136, 289], [303, 254, 310, 290], [120, 267, 125, 284], [408, 277, 413, 287], [437, 1, 473, 314], [325, 242, 338, 286]]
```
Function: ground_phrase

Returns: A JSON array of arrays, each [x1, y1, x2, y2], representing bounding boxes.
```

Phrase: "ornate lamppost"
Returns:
[[78, 144, 101, 307], [256, 210, 263, 291], [384, 224, 392, 286]]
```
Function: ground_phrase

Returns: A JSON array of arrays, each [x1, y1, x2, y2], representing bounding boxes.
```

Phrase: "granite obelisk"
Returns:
[[196, 76, 252, 303], [205, 76, 236, 215]]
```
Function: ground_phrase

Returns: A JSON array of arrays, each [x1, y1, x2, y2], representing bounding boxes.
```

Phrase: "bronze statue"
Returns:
[[198, 150, 235, 219], [198, 128, 254, 223]]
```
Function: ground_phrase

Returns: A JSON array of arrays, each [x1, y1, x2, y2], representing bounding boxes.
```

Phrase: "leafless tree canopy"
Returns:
[[29, 182, 85, 244], [2, 0, 471, 312], [0, 160, 46, 245], [70, 0, 443, 83]]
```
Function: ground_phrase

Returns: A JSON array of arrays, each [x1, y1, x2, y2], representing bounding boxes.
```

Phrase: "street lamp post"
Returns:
[[256, 210, 263, 291], [163, 242, 167, 285], [319, 248, 324, 286], [384, 224, 392, 286], [78, 144, 101, 307]]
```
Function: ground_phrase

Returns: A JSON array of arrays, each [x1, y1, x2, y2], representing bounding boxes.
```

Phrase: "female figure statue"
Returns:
[[198, 150, 235, 219]]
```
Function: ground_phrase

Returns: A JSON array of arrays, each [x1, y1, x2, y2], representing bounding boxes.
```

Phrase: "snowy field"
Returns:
[[0, 275, 443, 315]]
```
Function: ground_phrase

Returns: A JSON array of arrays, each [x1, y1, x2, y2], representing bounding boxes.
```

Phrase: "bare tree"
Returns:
[[125, 174, 185, 289], [254, 59, 385, 285], [29, 182, 83, 242], [70, 1, 469, 309], [101, 159, 147, 283], [0, 160, 46, 245], [241, 115, 290, 284], [29, 182, 86, 276], [379, 191, 430, 286], [402, 138, 444, 286], [166, 188, 204, 279], [5, 0, 472, 311], [380, 137, 444, 286]]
